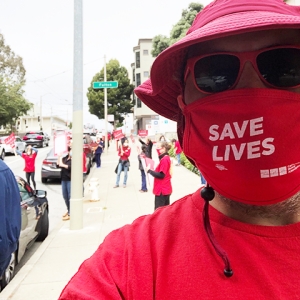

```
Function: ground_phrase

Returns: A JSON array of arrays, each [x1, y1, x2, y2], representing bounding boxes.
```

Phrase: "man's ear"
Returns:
[[177, 95, 185, 111]]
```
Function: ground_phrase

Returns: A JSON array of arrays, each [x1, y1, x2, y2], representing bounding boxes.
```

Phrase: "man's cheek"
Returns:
[[184, 74, 207, 105]]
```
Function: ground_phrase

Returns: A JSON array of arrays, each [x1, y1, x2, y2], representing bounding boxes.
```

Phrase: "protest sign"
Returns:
[[138, 130, 148, 137], [141, 156, 155, 187], [4, 133, 15, 149], [113, 129, 125, 140], [54, 132, 68, 155]]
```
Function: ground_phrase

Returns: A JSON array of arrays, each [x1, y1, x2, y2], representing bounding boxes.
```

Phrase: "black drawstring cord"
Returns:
[[201, 185, 233, 277]]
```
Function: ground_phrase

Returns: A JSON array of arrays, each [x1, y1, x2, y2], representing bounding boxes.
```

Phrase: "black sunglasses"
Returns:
[[185, 45, 300, 94]]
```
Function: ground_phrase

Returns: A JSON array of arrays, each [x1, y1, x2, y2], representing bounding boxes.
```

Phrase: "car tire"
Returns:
[[0, 150, 5, 160], [36, 208, 49, 242], [41, 178, 47, 184], [0, 252, 16, 290]]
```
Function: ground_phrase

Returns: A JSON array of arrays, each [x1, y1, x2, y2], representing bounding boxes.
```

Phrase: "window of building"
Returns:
[[136, 52, 140, 68], [143, 49, 149, 55], [137, 98, 142, 108], [132, 69, 135, 82], [136, 73, 141, 86], [144, 71, 149, 78]]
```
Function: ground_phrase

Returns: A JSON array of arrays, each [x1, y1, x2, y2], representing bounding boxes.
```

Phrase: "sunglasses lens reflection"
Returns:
[[194, 54, 240, 93], [194, 48, 300, 93], [257, 48, 300, 88]]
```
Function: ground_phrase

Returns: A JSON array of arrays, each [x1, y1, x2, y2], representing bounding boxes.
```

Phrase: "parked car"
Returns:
[[0, 175, 49, 290], [83, 134, 95, 162], [0, 136, 27, 155], [41, 148, 92, 183], [22, 131, 50, 148], [0, 144, 5, 160]]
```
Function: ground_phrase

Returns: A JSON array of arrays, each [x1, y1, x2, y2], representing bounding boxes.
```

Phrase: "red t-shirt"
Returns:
[[21, 152, 37, 172], [118, 146, 131, 161], [59, 190, 300, 299], [175, 140, 182, 154], [153, 155, 172, 196]]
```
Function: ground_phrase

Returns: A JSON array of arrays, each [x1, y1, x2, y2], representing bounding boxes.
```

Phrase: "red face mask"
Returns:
[[181, 88, 300, 205]]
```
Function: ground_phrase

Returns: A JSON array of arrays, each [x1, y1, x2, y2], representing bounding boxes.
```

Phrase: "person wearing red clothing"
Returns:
[[16, 145, 38, 189], [172, 138, 183, 166], [147, 141, 172, 210], [59, 1, 300, 298], [113, 138, 131, 188]]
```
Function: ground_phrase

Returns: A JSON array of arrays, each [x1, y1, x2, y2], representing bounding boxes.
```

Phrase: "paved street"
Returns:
[[0, 138, 201, 299]]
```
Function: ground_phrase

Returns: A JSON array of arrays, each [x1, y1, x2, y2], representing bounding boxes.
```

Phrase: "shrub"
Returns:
[[168, 146, 200, 176]]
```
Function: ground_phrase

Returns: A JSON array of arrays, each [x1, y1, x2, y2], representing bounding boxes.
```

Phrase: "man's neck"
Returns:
[[210, 191, 300, 226]]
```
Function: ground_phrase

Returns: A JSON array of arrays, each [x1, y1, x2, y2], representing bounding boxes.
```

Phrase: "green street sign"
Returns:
[[93, 81, 118, 89]]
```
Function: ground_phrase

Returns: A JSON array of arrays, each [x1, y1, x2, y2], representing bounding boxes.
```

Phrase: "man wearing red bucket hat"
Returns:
[[60, 0, 300, 298]]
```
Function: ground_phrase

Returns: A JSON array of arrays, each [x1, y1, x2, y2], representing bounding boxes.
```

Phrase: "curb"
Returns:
[[0, 220, 64, 299], [0, 166, 98, 299]]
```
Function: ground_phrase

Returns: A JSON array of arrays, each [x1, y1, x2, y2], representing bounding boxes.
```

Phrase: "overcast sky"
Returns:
[[0, 0, 211, 123]]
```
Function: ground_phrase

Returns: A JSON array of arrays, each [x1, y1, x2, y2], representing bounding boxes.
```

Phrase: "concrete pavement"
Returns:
[[0, 138, 201, 300]]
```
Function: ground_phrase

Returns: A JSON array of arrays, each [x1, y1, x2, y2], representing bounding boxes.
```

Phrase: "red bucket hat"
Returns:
[[134, 0, 300, 121]]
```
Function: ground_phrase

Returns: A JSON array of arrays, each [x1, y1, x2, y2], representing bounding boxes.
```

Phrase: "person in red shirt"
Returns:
[[147, 141, 172, 210], [16, 145, 38, 189], [59, 1, 300, 298], [171, 138, 183, 166], [113, 138, 131, 188]]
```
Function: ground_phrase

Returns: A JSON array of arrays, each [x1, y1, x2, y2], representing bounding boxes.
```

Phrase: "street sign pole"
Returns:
[[104, 56, 108, 154], [93, 76, 118, 154]]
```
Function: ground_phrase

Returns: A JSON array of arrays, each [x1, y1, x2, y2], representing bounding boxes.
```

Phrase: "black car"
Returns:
[[41, 148, 91, 183], [22, 131, 50, 148], [0, 176, 49, 291]]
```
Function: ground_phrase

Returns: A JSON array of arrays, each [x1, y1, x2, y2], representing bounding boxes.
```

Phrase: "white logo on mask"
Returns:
[[209, 117, 275, 161]]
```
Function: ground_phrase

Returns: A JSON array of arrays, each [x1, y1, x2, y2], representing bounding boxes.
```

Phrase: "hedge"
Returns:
[[168, 146, 201, 176]]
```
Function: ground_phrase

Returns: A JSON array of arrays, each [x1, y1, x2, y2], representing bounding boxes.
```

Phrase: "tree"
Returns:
[[0, 77, 32, 131], [151, 2, 203, 57], [87, 59, 134, 128], [0, 33, 29, 132], [151, 35, 171, 57], [0, 33, 26, 85]]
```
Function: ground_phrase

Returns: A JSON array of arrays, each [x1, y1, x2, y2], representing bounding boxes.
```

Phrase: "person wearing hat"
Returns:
[[59, 0, 300, 298]]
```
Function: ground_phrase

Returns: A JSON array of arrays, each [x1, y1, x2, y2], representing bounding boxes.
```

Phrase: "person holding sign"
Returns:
[[16, 145, 38, 189], [139, 137, 153, 159], [146, 141, 172, 210], [114, 138, 131, 188]]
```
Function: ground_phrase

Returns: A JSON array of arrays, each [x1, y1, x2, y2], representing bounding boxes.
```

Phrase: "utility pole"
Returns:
[[104, 56, 108, 154], [40, 97, 42, 130], [70, 0, 83, 230]]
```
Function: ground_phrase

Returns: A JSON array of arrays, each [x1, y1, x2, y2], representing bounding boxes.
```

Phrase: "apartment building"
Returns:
[[286, 0, 300, 4], [131, 39, 177, 137], [132, 39, 157, 134]]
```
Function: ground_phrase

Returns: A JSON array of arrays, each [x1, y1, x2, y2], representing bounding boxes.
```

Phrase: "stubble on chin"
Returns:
[[216, 191, 300, 225]]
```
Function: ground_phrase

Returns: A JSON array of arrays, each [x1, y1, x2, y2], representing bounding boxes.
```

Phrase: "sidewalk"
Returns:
[[1, 139, 201, 300]]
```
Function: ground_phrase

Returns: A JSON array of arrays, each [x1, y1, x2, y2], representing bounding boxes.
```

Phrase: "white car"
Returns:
[[0, 136, 27, 159]]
